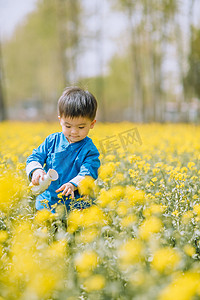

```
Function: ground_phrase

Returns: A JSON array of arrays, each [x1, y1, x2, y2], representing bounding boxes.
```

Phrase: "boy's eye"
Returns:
[[79, 127, 84, 129], [65, 125, 71, 128]]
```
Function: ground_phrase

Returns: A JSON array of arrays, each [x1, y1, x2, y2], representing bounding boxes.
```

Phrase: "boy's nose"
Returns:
[[71, 128, 78, 134]]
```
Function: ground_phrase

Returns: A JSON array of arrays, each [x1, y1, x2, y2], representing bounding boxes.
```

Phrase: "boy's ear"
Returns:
[[90, 119, 96, 129]]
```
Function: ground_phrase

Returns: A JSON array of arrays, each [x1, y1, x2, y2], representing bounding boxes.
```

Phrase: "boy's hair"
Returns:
[[58, 87, 97, 120]]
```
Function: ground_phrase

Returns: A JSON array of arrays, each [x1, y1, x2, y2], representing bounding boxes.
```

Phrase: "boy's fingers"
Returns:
[[63, 188, 74, 198], [40, 171, 46, 181], [62, 187, 70, 195], [56, 185, 65, 193], [32, 170, 46, 185], [56, 184, 74, 197], [32, 175, 40, 185], [67, 188, 74, 198], [69, 190, 74, 199]]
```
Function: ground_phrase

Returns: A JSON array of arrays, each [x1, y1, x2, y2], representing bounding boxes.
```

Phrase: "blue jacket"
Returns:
[[26, 132, 100, 210]]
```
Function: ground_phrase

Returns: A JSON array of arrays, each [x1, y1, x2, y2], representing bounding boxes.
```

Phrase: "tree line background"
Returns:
[[0, 0, 200, 123]]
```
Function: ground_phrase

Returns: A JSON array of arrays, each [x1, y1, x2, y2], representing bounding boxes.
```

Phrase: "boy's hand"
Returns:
[[56, 182, 76, 198], [32, 169, 46, 185]]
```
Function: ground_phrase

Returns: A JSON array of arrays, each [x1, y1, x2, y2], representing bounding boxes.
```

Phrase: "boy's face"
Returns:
[[58, 116, 96, 143]]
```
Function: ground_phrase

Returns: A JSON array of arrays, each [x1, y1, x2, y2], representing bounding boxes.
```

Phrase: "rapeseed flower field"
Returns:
[[1, 121, 200, 299]]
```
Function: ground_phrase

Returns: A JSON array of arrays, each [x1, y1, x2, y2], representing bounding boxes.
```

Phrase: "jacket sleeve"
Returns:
[[70, 146, 100, 187], [26, 136, 50, 180]]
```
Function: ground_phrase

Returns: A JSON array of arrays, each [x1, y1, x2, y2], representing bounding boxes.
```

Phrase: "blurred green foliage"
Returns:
[[1, 0, 200, 122]]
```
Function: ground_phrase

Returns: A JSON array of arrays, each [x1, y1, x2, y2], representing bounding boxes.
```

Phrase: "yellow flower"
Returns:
[[108, 199, 117, 209], [111, 172, 125, 184], [129, 169, 139, 179], [118, 239, 143, 266], [136, 160, 146, 170], [46, 239, 67, 258], [151, 177, 158, 182], [143, 204, 165, 217], [120, 214, 137, 227], [67, 209, 84, 233], [187, 161, 195, 170], [152, 168, 160, 175], [97, 186, 124, 207], [98, 162, 116, 181], [77, 227, 100, 244], [10, 222, 38, 277], [184, 245, 196, 257], [128, 155, 141, 163], [159, 272, 200, 300], [0, 172, 23, 212], [125, 186, 145, 205], [154, 162, 163, 168], [97, 189, 112, 207], [83, 274, 105, 292], [16, 162, 25, 171], [78, 176, 96, 196], [109, 185, 125, 200], [82, 205, 107, 228], [176, 183, 185, 188], [0, 230, 8, 243], [181, 211, 193, 224], [74, 250, 98, 277], [67, 205, 107, 233], [104, 154, 116, 162], [138, 216, 162, 240], [57, 192, 63, 199], [152, 247, 180, 274], [191, 176, 198, 181], [28, 272, 60, 298], [34, 209, 55, 225], [193, 204, 200, 216], [180, 167, 188, 173], [172, 210, 179, 217], [116, 201, 129, 216], [173, 172, 187, 181], [143, 163, 150, 173]]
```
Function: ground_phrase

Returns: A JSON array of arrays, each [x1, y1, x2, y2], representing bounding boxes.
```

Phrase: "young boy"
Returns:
[[26, 87, 100, 211]]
